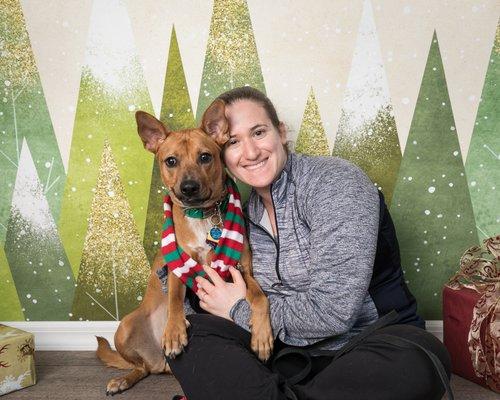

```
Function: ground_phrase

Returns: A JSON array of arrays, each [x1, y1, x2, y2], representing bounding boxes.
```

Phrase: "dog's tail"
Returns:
[[95, 336, 135, 370]]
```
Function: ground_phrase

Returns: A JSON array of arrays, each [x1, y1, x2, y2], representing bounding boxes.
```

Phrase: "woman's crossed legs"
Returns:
[[168, 314, 451, 400]]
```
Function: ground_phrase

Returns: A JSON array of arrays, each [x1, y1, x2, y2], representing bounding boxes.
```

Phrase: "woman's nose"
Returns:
[[242, 138, 259, 160]]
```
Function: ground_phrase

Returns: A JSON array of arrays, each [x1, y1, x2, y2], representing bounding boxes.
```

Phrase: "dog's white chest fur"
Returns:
[[184, 217, 214, 264]]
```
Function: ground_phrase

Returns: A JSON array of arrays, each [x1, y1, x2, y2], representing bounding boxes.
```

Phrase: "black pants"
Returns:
[[169, 314, 451, 400]]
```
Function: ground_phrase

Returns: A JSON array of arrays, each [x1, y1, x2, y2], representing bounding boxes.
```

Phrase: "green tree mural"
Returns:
[[390, 32, 478, 319], [58, 0, 154, 276], [295, 88, 330, 156], [196, 0, 266, 202], [4, 141, 74, 321], [332, 0, 401, 205], [143, 26, 196, 264], [0, 246, 23, 320], [71, 142, 150, 321], [465, 22, 500, 240], [0, 0, 65, 243]]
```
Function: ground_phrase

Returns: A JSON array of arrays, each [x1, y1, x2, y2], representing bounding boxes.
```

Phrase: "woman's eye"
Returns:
[[165, 157, 177, 167], [228, 138, 238, 146], [199, 152, 212, 164], [254, 129, 265, 137]]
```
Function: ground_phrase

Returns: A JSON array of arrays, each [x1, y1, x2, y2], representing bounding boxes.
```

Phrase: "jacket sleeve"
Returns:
[[230, 160, 380, 343]]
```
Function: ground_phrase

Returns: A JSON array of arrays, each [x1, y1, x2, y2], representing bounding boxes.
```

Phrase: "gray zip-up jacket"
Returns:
[[229, 153, 381, 351]]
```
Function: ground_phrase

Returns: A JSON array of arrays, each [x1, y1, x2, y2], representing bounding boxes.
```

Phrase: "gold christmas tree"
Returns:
[[71, 141, 150, 321], [295, 88, 330, 156]]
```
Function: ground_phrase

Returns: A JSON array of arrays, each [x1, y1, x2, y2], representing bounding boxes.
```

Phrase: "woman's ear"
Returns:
[[278, 121, 288, 145], [201, 99, 230, 146]]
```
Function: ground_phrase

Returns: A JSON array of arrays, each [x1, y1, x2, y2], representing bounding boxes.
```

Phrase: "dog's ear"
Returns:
[[135, 111, 170, 153], [201, 99, 229, 146]]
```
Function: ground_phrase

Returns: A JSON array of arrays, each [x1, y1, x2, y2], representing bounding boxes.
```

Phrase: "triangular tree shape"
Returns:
[[0, 246, 23, 320], [294, 88, 330, 156], [331, 0, 401, 205], [143, 26, 196, 264], [71, 141, 150, 321], [58, 0, 154, 276], [4, 140, 74, 321], [390, 32, 478, 319], [196, 0, 266, 121], [465, 22, 500, 240], [196, 0, 266, 202], [0, 0, 65, 243]]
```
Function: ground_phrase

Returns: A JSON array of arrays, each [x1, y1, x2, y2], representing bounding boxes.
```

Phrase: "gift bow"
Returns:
[[446, 235, 500, 393]]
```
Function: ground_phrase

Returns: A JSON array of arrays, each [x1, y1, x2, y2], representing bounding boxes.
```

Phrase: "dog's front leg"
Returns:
[[163, 270, 189, 359], [239, 241, 274, 362]]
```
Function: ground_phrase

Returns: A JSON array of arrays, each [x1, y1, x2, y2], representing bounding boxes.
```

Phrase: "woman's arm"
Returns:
[[230, 161, 380, 343]]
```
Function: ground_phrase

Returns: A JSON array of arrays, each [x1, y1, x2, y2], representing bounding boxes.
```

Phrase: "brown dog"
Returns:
[[95, 100, 273, 395]]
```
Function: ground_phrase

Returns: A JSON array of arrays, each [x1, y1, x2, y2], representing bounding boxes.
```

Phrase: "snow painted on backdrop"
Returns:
[[0, 371, 31, 395], [340, 0, 391, 135], [10, 140, 55, 236], [84, 0, 141, 93]]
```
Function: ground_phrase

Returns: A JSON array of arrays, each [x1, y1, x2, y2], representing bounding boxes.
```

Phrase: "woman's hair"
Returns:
[[216, 86, 280, 129]]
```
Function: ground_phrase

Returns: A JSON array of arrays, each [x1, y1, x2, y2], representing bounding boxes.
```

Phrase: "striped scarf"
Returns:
[[156, 177, 245, 293]]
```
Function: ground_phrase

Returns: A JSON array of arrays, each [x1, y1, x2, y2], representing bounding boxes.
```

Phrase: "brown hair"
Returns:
[[216, 86, 280, 129]]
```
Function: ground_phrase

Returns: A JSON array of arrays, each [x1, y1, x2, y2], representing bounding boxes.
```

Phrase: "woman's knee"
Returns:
[[186, 313, 252, 345], [376, 324, 451, 375]]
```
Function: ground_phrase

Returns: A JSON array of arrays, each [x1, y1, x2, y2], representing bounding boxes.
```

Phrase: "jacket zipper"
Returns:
[[248, 183, 282, 284]]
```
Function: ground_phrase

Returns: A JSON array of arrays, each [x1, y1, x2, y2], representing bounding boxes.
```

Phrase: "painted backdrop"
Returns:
[[0, 0, 498, 321]]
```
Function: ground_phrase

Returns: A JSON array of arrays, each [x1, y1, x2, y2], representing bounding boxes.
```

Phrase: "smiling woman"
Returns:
[[167, 87, 453, 400], [223, 99, 288, 193]]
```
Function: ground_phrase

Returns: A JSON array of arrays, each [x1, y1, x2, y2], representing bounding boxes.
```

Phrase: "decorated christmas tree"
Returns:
[[465, 22, 499, 240], [294, 88, 330, 156], [71, 142, 150, 321], [143, 26, 196, 264], [0, 0, 65, 243], [332, 0, 401, 205], [58, 0, 154, 276], [390, 32, 478, 319], [4, 141, 74, 321]]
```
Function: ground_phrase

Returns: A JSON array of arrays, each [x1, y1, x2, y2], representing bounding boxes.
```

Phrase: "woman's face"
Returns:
[[223, 100, 287, 191]]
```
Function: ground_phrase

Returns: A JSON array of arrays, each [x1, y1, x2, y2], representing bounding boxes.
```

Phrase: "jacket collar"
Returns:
[[246, 153, 295, 223]]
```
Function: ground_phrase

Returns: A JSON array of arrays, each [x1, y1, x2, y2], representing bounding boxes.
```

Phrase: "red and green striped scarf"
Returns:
[[156, 177, 245, 293]]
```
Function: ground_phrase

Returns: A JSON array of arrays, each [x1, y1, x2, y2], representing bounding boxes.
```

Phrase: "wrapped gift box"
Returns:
[[442, 285, 492, 390], [0, 324, 36, 396]]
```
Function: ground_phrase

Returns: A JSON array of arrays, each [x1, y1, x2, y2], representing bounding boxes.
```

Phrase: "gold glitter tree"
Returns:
[[295, 88, 331, 156], [196, 0, 266, 122], [71, 141, 150, 321]]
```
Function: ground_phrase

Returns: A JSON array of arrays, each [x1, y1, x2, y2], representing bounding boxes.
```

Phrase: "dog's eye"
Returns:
[[199, 153, 212, 164], [165, 157, 177, 167]]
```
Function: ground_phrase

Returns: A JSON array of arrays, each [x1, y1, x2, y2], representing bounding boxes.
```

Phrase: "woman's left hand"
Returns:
[[195, 265, 247, 320]]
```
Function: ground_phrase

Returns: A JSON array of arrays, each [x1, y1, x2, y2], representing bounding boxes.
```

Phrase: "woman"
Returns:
[[169, 87, 452, 400]]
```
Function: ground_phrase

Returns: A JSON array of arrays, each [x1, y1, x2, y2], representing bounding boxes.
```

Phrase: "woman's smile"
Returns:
[[243, 158, 268, 170]]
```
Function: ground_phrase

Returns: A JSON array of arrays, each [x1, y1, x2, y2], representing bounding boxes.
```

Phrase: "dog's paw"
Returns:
[[162, 319, 190, 359], [250, 315, 274, 362], [106, 377, 130, 396]]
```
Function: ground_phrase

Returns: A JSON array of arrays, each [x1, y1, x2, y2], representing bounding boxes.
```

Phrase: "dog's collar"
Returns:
[[183, 191, 229, 219]]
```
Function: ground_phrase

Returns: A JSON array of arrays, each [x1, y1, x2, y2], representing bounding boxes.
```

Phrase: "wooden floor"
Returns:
[[2, 351, 497, 399]]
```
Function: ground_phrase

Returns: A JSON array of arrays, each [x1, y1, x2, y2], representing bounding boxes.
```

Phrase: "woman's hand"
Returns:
[[195, 265, 247, 320]]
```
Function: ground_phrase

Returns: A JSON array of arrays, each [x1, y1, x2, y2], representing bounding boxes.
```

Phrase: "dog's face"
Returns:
[[136, 100, 230, 208]]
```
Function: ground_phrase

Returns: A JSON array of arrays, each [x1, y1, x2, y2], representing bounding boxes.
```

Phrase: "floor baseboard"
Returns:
[[1, 321, 119, 350], [1, 320, 444, 351]]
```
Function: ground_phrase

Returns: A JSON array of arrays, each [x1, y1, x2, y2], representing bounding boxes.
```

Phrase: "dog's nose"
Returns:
[[180, 180, 200, 196]]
